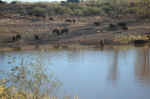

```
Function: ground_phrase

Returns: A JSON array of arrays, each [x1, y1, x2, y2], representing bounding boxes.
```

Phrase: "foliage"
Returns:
[[136, 0, 150, 18], [0, 53, 62, 99], [114, 34, 149, 43], [0, 0, 150, 18]]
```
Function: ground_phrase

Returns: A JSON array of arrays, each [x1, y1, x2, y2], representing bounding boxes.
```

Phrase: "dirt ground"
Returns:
[[0, 15, 150, 50]]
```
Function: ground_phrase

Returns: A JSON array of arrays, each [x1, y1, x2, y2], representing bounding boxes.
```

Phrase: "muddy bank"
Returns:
[[0, 15, 150, 50]]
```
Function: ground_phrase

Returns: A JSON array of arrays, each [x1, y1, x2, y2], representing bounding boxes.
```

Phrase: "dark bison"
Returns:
[[12, 36, 16, 41], [53, 28, 60, 36], [53, 28, 69, 36], [61, 28, 69, 34], [94, 22, 100, 26], [65, 19, 76, 24], [109, 23, 118, 30], [109, 24, 116, 28], [16, 34, 21, 40], [122, 26, 128, 30], [65, 19, 72, 23], [117, 22, 128, 30], [12, 34, 21, 42], [117, 22, 127, 27], [72, 19, 76, 23], [34, 34, 39, 40], [49, 17, 54, 21], [100, 40, 104, 47]]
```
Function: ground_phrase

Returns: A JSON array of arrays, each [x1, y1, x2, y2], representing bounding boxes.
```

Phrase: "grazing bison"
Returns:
[[53, 28, 60, 36], [65, 19, 72, 23], [49, 17, 54, 21], [100, 40, 104, 47], [72, 19, 76, 23], [122, 26, 128, 30], [34, 34, 39, 40], [16, 34, 21, 40], [109, 24, 116, 28], [12, 34, 21, 42], [65, 19, 76, 24], [53, 28, 69, 36], [61, 28, 69, 34], [108, 23, 118, 30], [117, 22, 127, 27], [117, 22, 128, 30], [94, 22, 100, 26], [12, 36, 16, 41]]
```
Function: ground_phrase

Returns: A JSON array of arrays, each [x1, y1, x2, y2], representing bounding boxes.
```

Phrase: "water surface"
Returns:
[[0, 47, 150, 99]]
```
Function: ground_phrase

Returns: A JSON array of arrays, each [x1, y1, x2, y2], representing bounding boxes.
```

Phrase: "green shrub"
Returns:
[[31, 7, 47, 17], [73, 9, 84, 16], [82, 7, 101, 16]]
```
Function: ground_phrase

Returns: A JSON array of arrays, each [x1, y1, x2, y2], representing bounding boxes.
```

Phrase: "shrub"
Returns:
[[83, 7, 101, 16], [135, 0, 150, 18], [0, 55, 62, 99], [30, 6, 47, 17], [55, 6, 73, 15]]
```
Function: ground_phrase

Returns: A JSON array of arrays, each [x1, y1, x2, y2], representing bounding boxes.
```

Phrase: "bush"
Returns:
[[30, 7, 47, 17], [82, 7, 101, 16], [73, 9, 84, 16], [55, 6, 73, 15], [135, 0, 150, 18]]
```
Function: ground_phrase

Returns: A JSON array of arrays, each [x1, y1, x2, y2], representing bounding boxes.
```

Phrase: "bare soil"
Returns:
[[0, 15, 150, 50]]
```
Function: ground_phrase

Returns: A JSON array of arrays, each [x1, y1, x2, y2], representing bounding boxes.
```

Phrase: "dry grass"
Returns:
[[114, 34, 149, 43]]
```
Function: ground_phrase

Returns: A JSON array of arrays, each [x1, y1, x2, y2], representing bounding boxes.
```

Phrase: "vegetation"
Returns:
[[0, 0, 149, 18], [0, 54, 62, 99], [114, 34, 149, 44]]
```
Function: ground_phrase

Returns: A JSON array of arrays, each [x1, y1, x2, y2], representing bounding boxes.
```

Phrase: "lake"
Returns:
[[0, 46, 150, 99]]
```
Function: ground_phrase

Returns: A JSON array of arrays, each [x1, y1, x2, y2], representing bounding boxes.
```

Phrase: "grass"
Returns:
[[114, 34, 149, 44]]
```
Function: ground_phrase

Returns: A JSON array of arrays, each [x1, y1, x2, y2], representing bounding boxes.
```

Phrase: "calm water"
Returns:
[[0, 47, 150, 99]]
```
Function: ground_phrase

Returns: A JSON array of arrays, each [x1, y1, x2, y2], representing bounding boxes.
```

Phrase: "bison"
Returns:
[[61, 28, 69, 34], [117, 22, 128, 30], [108, 23, 118, 30], [72, 19, 76, 24], [49, 17, 54, 21], [94, 22, 100, 26], [16, 34, 21, 40], [34, 34, 39, 40], [12, 34, 21, 42], [65, 19, 72, 23], [52, 28, 69, 36], [52, 28, 60, 36]]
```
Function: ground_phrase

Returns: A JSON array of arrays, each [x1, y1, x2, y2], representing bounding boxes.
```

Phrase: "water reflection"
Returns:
[[0, 52, 62, 98], [134, 47, 150, 82], [0, 47, 150, 99], [108, 49, 119, 82]]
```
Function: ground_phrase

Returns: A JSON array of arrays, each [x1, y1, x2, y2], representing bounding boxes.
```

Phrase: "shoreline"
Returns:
[[0, 40, 149, 52]]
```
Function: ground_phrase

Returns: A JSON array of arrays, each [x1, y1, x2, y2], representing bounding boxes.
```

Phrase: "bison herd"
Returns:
[[11, 28, 69, 42], [12, 34, 21, 42], [10, 19, 129, 43], [52, 28, 69, 36], [65, 19, 76, 24], [94, 21, 128, 31]]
